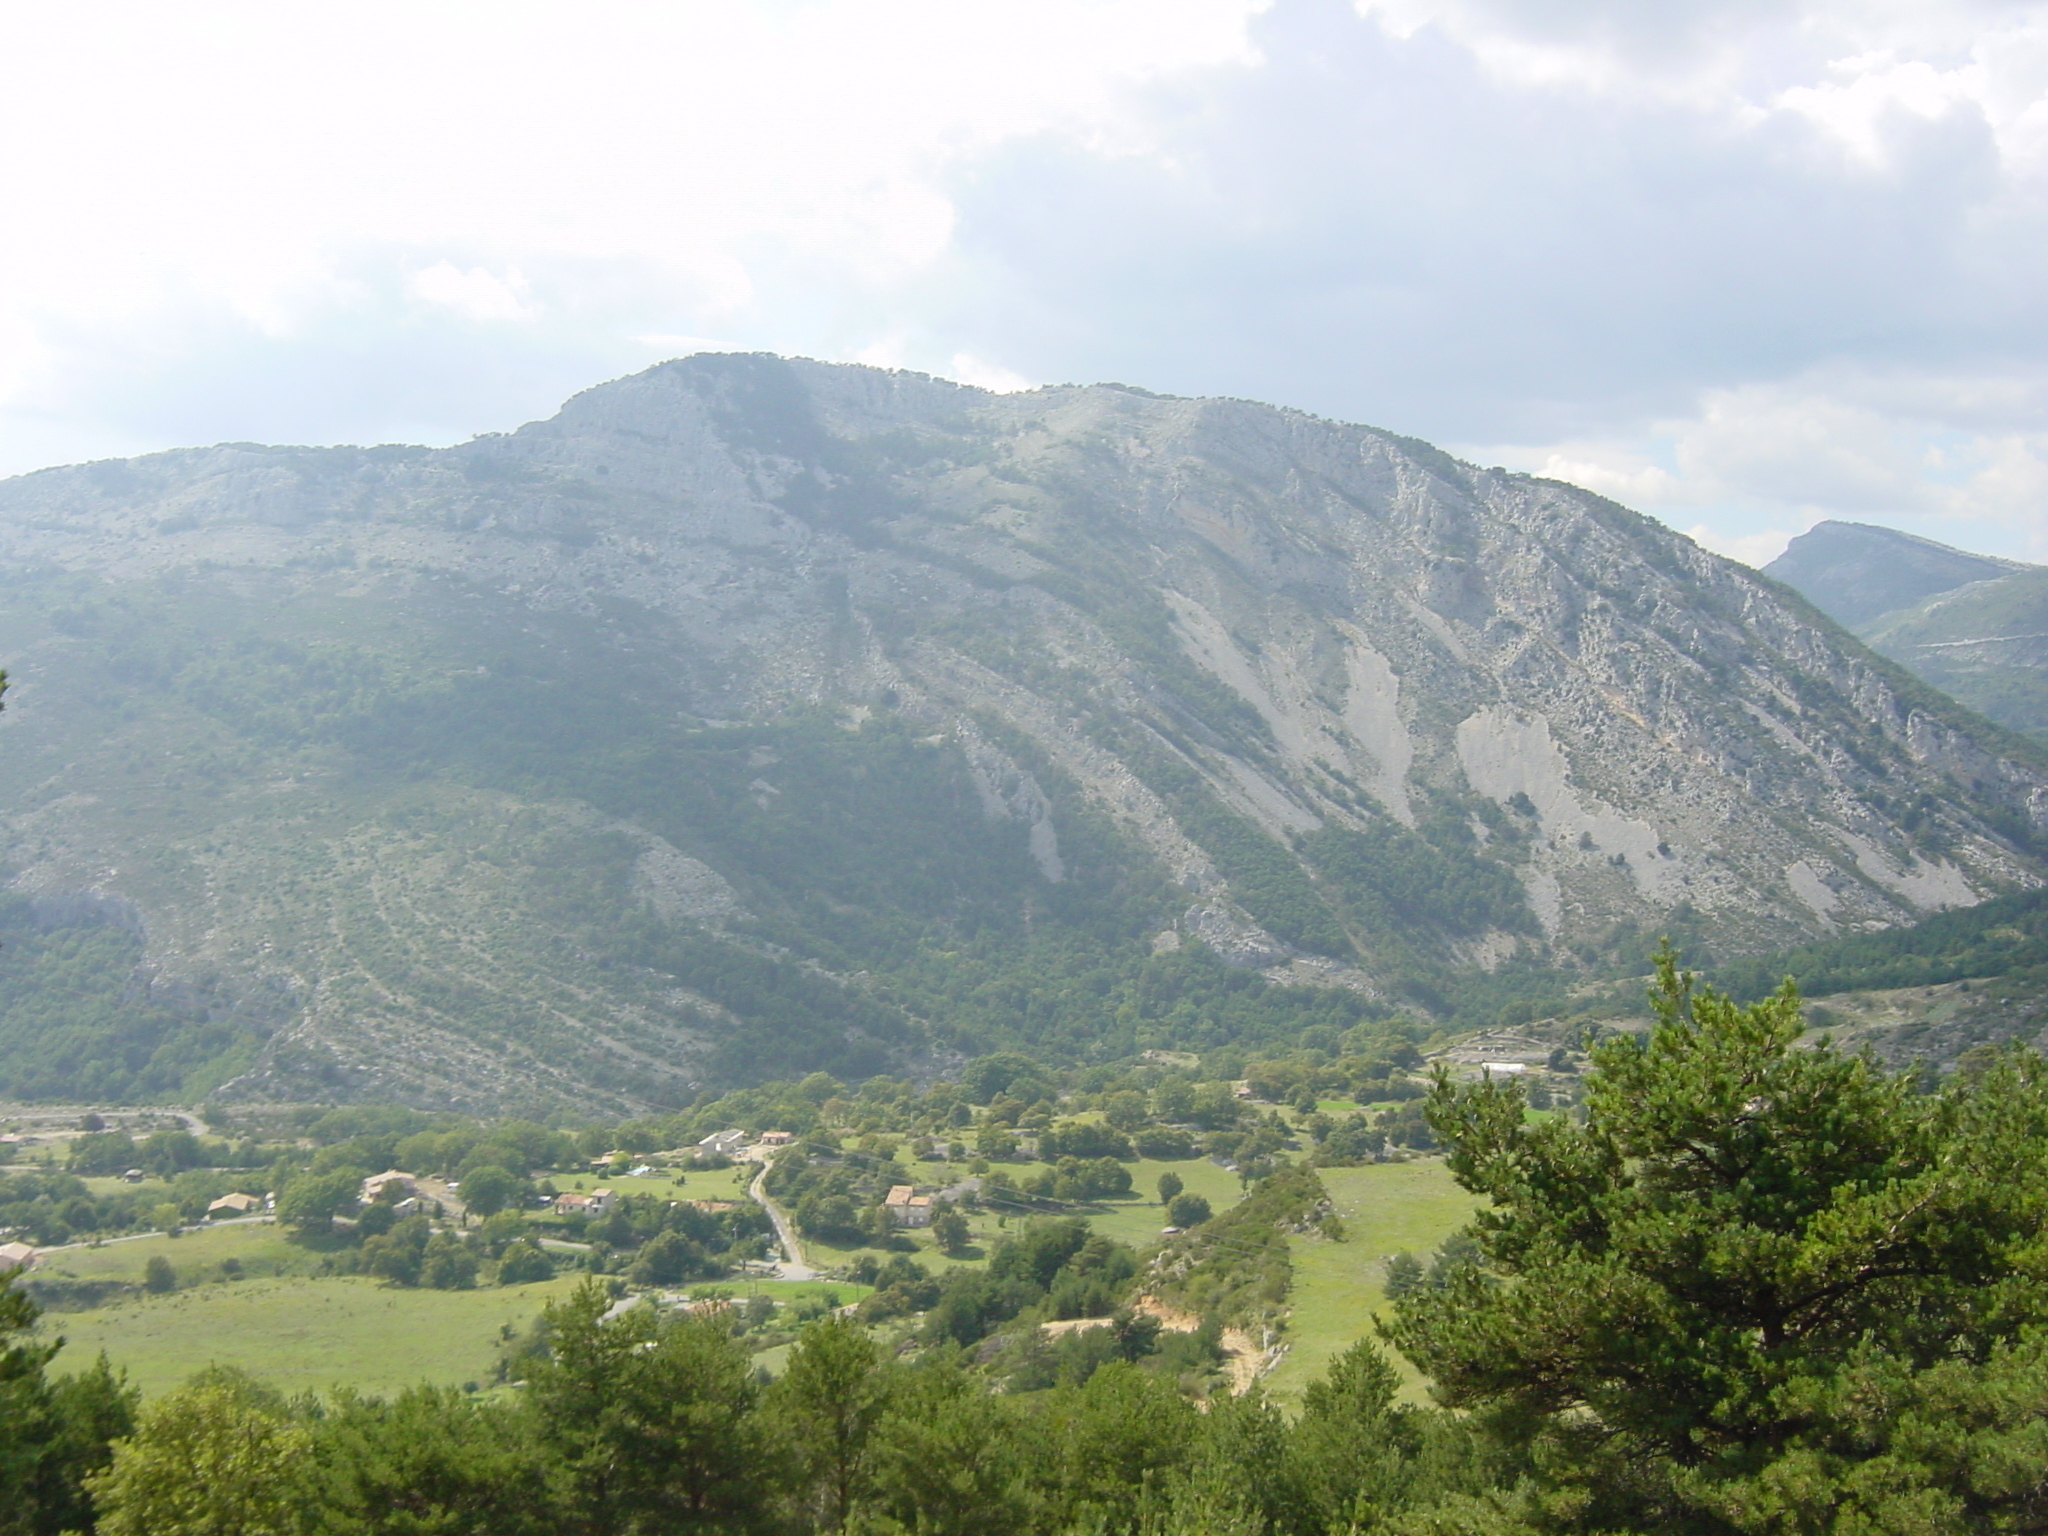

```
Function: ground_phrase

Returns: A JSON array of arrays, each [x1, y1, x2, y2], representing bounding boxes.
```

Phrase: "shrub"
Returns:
[[1166, 1193, 1212, 1228], [497, 1241, 556, 1286]]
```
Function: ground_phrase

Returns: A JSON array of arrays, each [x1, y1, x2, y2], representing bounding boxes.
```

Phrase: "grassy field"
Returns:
[[31, 1222, 315, 1286], [1265, 1159, 1481, 1403], [40, 1273, 589, 1399]]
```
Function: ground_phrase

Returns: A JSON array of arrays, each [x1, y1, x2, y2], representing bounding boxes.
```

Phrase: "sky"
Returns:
[[2, 1, 2046, 566]]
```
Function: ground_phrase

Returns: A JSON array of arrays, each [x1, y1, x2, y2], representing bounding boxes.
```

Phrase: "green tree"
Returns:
[[1384, 945, 2048, 1535], [931, 1207, 971, 1254], [310, 1384, 552, 1536], [496, 1240, 555, 1286], [860, 1365, 1034, 1536], [422, 1233, 478, 1290], [142, 1256, 175, 1294], [524, 1282, 762, 1534], [765, 1316, 894, 1530], [457, 1164, 521, 1219], [1165, 1193, 1211, 1228], [1036, 1361, 1200, 1534], [274, 1170, 357, 1236], [2, 1269, 138, 1536], [88, 1369, 312, 1536], [1156, 1170, 1184, 1206]]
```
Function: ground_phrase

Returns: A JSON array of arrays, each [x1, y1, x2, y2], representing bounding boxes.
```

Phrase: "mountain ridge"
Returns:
[[1765, 520, 2048, 745], [4, 354, 2047, 1111]]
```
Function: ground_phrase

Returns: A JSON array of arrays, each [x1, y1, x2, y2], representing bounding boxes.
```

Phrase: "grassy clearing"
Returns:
[[40, 1274, 588, 1399], [33, 1222, 314, 1286], [556, 1164, 759, 1202], [674, 1279, 872, 1305], [1266, 1159, 1480, 1404]]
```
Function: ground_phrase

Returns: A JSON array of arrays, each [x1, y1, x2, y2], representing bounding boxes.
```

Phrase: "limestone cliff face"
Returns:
[[4, 355, 2045, 1109]]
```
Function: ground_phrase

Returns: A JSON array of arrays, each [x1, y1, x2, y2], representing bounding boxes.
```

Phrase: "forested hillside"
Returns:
[[5, 356, 2048, 1110]]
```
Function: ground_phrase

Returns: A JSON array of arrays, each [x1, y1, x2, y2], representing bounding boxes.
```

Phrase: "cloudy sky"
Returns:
[[3, 0, 2045, 564]]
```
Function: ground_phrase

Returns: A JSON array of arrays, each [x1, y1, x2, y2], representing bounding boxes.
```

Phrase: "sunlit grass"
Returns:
[[1267, 1159, 1480, 1404], [41, 1273, 589, 1399]]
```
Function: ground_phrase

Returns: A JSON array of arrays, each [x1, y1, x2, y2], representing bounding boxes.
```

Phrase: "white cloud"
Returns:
[[1683, 524, 1806, 568], [1, 0, 2047, 578], [0, 0, 1268, 463], [406, 264, 538, 324], [947, 353, 1035, 393]]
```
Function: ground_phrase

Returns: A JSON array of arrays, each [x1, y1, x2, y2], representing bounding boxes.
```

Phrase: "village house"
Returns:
[[588, 1187, 617, 1215], [0, 1241, 37, 1271], [883, 1185, 935, 1227], [553, 1192, 593, 1215], [697, 1129, 748, 1157], [756, 1130, 795, 1147], [361, 1170, 417, 1202], [206, 1192, 263, 1219]]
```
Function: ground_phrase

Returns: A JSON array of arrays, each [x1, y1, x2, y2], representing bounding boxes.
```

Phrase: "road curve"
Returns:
[[746, 1158, 818, 1280]]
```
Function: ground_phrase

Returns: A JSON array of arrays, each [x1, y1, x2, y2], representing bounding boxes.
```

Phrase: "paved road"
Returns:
[[746, 1158, 818, 1280]]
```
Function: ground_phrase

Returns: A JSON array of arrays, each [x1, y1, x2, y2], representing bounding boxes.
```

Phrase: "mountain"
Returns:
[[1765, 520, 2031, 628], [4, 355, 2048, 1114], [1765, 521, 2048, 743]]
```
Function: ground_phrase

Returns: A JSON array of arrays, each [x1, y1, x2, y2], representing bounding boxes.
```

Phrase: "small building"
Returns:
[[757, 1130, 795, 1147], [0, 1241, 36, 1272], [361, 1170, 417, 1202], [697, 1129, 748, 1157], [883, 1186, 935, 1227], [588, 1187, 617, 1215], [206, 1193, 262, 1219], [1480, 1062, 1528, 1078], [121, 1169, 146, 1183], [553, 1193, 594, 1215]]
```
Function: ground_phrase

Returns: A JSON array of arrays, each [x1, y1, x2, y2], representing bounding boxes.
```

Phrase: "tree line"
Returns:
[[14, 951, 2048, 1532]]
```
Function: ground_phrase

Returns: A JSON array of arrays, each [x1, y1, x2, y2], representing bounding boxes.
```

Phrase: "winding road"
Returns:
[[746, 1158, 818, 1280]]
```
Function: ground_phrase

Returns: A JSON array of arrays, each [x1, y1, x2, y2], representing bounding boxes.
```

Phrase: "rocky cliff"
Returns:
[[4, 355, 2045, 1111]]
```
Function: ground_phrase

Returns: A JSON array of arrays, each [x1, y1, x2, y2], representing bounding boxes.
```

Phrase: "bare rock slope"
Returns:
[[4, 356, 2046, 1110]]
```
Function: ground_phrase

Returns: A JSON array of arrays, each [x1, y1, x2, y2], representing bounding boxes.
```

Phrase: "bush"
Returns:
[[1166, 1193, 1212, 1228], [457, 1165, 522, 1219], [142, 1256, 175, 1294], [497, 1241, 555, 1286], [1036, 1123, 1133, 1161], [629, 1231, 709, 1287], [422, 1234, 478, 1290]]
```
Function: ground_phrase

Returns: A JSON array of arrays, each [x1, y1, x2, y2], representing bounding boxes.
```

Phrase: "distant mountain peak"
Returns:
[[1766, 520, 2034, 630]]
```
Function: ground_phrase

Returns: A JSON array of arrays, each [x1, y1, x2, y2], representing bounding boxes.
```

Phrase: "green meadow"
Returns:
[[40, 1274, 588, 1399], [32, 1222, 314, 1286], [1267, 1159, 1481, 1402]]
